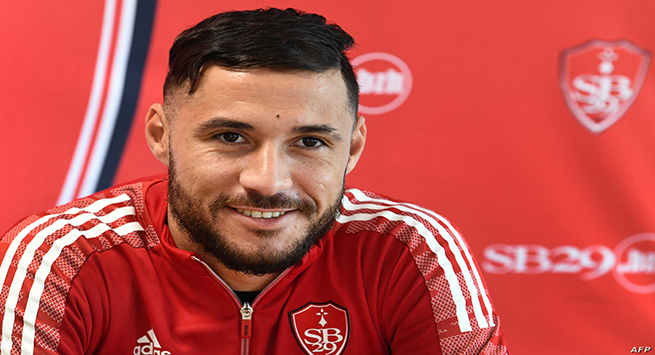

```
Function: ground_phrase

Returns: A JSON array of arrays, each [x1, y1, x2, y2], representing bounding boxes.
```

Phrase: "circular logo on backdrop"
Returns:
[[613, 233, 655, 294], [352, 52, 413, 115]]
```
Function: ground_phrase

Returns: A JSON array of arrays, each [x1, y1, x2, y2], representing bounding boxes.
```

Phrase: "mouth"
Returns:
[[235, 208, 289, 219]]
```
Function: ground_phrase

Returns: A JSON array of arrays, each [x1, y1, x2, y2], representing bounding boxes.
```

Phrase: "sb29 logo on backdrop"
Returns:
[[559, 39, 651, 134], [482, 233, 655, 294], [352, 52, 412, 115]]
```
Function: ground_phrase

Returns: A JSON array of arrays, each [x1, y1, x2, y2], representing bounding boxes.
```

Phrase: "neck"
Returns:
[[210, 261, 279, 292], [167, 216, 279, 292]]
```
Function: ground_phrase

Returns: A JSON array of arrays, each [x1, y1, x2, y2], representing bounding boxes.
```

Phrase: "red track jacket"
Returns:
[[0, 178, 507, 354]]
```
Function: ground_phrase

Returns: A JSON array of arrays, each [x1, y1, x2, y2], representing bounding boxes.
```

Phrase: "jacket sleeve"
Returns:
[[338, 189, 508, 354], [0, 214, 91, 355], [0, 194, 139, 355], [376, 214, 508, 354]]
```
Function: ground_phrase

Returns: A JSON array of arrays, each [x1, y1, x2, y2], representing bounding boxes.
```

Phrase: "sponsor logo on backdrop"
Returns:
[[559, 39, 651, 134], [289, 302, 350, 355], [352, 52, 413, 115], [482, 233, 655, 294]]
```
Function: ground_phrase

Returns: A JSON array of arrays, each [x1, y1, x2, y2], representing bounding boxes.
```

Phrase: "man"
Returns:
[[0, 8, 507, 355]]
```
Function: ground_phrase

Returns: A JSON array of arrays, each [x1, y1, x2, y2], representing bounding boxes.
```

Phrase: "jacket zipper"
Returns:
[[192, 256, 292, 355], [240, 303, 253, 355], [240, 302, 253, 337]]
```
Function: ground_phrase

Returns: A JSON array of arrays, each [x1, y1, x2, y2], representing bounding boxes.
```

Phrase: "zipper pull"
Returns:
[[240, 302, 253, 338]]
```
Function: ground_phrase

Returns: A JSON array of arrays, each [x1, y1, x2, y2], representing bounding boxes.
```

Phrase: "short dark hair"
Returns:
[[164, 8, 358, 116]]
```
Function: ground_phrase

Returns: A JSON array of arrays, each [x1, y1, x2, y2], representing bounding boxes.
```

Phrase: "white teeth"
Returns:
[[236, 209, 286, 219], [237, 209, 250, 216]]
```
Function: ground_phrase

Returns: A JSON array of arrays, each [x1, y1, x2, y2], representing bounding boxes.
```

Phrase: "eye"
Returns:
[[298, 137, 324, 148], [217, 132, 246, 143]]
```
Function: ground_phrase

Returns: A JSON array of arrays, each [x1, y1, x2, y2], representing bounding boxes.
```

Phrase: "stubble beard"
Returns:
[[167, 157, 343, 276]]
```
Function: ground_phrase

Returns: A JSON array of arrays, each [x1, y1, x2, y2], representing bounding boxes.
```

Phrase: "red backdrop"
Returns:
[[2, 1, 655, 353]]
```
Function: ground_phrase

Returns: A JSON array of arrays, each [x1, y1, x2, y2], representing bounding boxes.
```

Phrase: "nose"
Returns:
[[239, 143, 293, 196]]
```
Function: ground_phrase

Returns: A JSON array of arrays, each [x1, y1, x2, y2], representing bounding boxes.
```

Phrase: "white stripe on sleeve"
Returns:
[[20, 221, 144, 354]]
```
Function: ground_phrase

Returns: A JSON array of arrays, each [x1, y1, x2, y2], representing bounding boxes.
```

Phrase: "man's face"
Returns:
[[150, 67, 366, 275]]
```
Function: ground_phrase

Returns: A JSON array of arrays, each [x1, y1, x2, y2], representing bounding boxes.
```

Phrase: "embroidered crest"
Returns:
[[559, 39, 651, 134], [289, 302, 350, 355]]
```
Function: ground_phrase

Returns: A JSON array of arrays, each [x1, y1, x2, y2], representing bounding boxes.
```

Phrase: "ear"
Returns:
[[145, 103, 170, 167], [346, 116, 367, 174]]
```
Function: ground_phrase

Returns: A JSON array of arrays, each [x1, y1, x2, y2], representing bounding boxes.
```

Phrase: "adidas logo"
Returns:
[[133, 329, 171, 355]]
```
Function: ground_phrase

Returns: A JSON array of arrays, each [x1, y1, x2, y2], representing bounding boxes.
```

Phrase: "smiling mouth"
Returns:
[[235, 208, 288, 219]]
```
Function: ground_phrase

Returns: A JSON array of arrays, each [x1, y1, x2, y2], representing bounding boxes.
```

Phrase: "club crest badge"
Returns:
[[559, 39, 651, 134], [289, 302, 350, 355]]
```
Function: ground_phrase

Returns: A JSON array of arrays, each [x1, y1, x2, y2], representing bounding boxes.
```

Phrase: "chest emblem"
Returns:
[[289, 302, 350, 355]]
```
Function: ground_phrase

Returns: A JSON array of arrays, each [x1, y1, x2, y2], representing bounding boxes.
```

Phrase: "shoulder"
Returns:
[[2, 179, 161, 254], [0, 179, 163, 294], [334, 188, 466, 256], [0, 179, 167, 288]]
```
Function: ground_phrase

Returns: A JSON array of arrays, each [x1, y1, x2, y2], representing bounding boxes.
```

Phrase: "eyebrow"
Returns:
[[293, 124, 344, 142], [195, 117, 254, 134]]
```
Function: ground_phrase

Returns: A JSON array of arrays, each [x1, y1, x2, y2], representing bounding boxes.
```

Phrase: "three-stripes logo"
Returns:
[[133, 329, 171, 355]]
